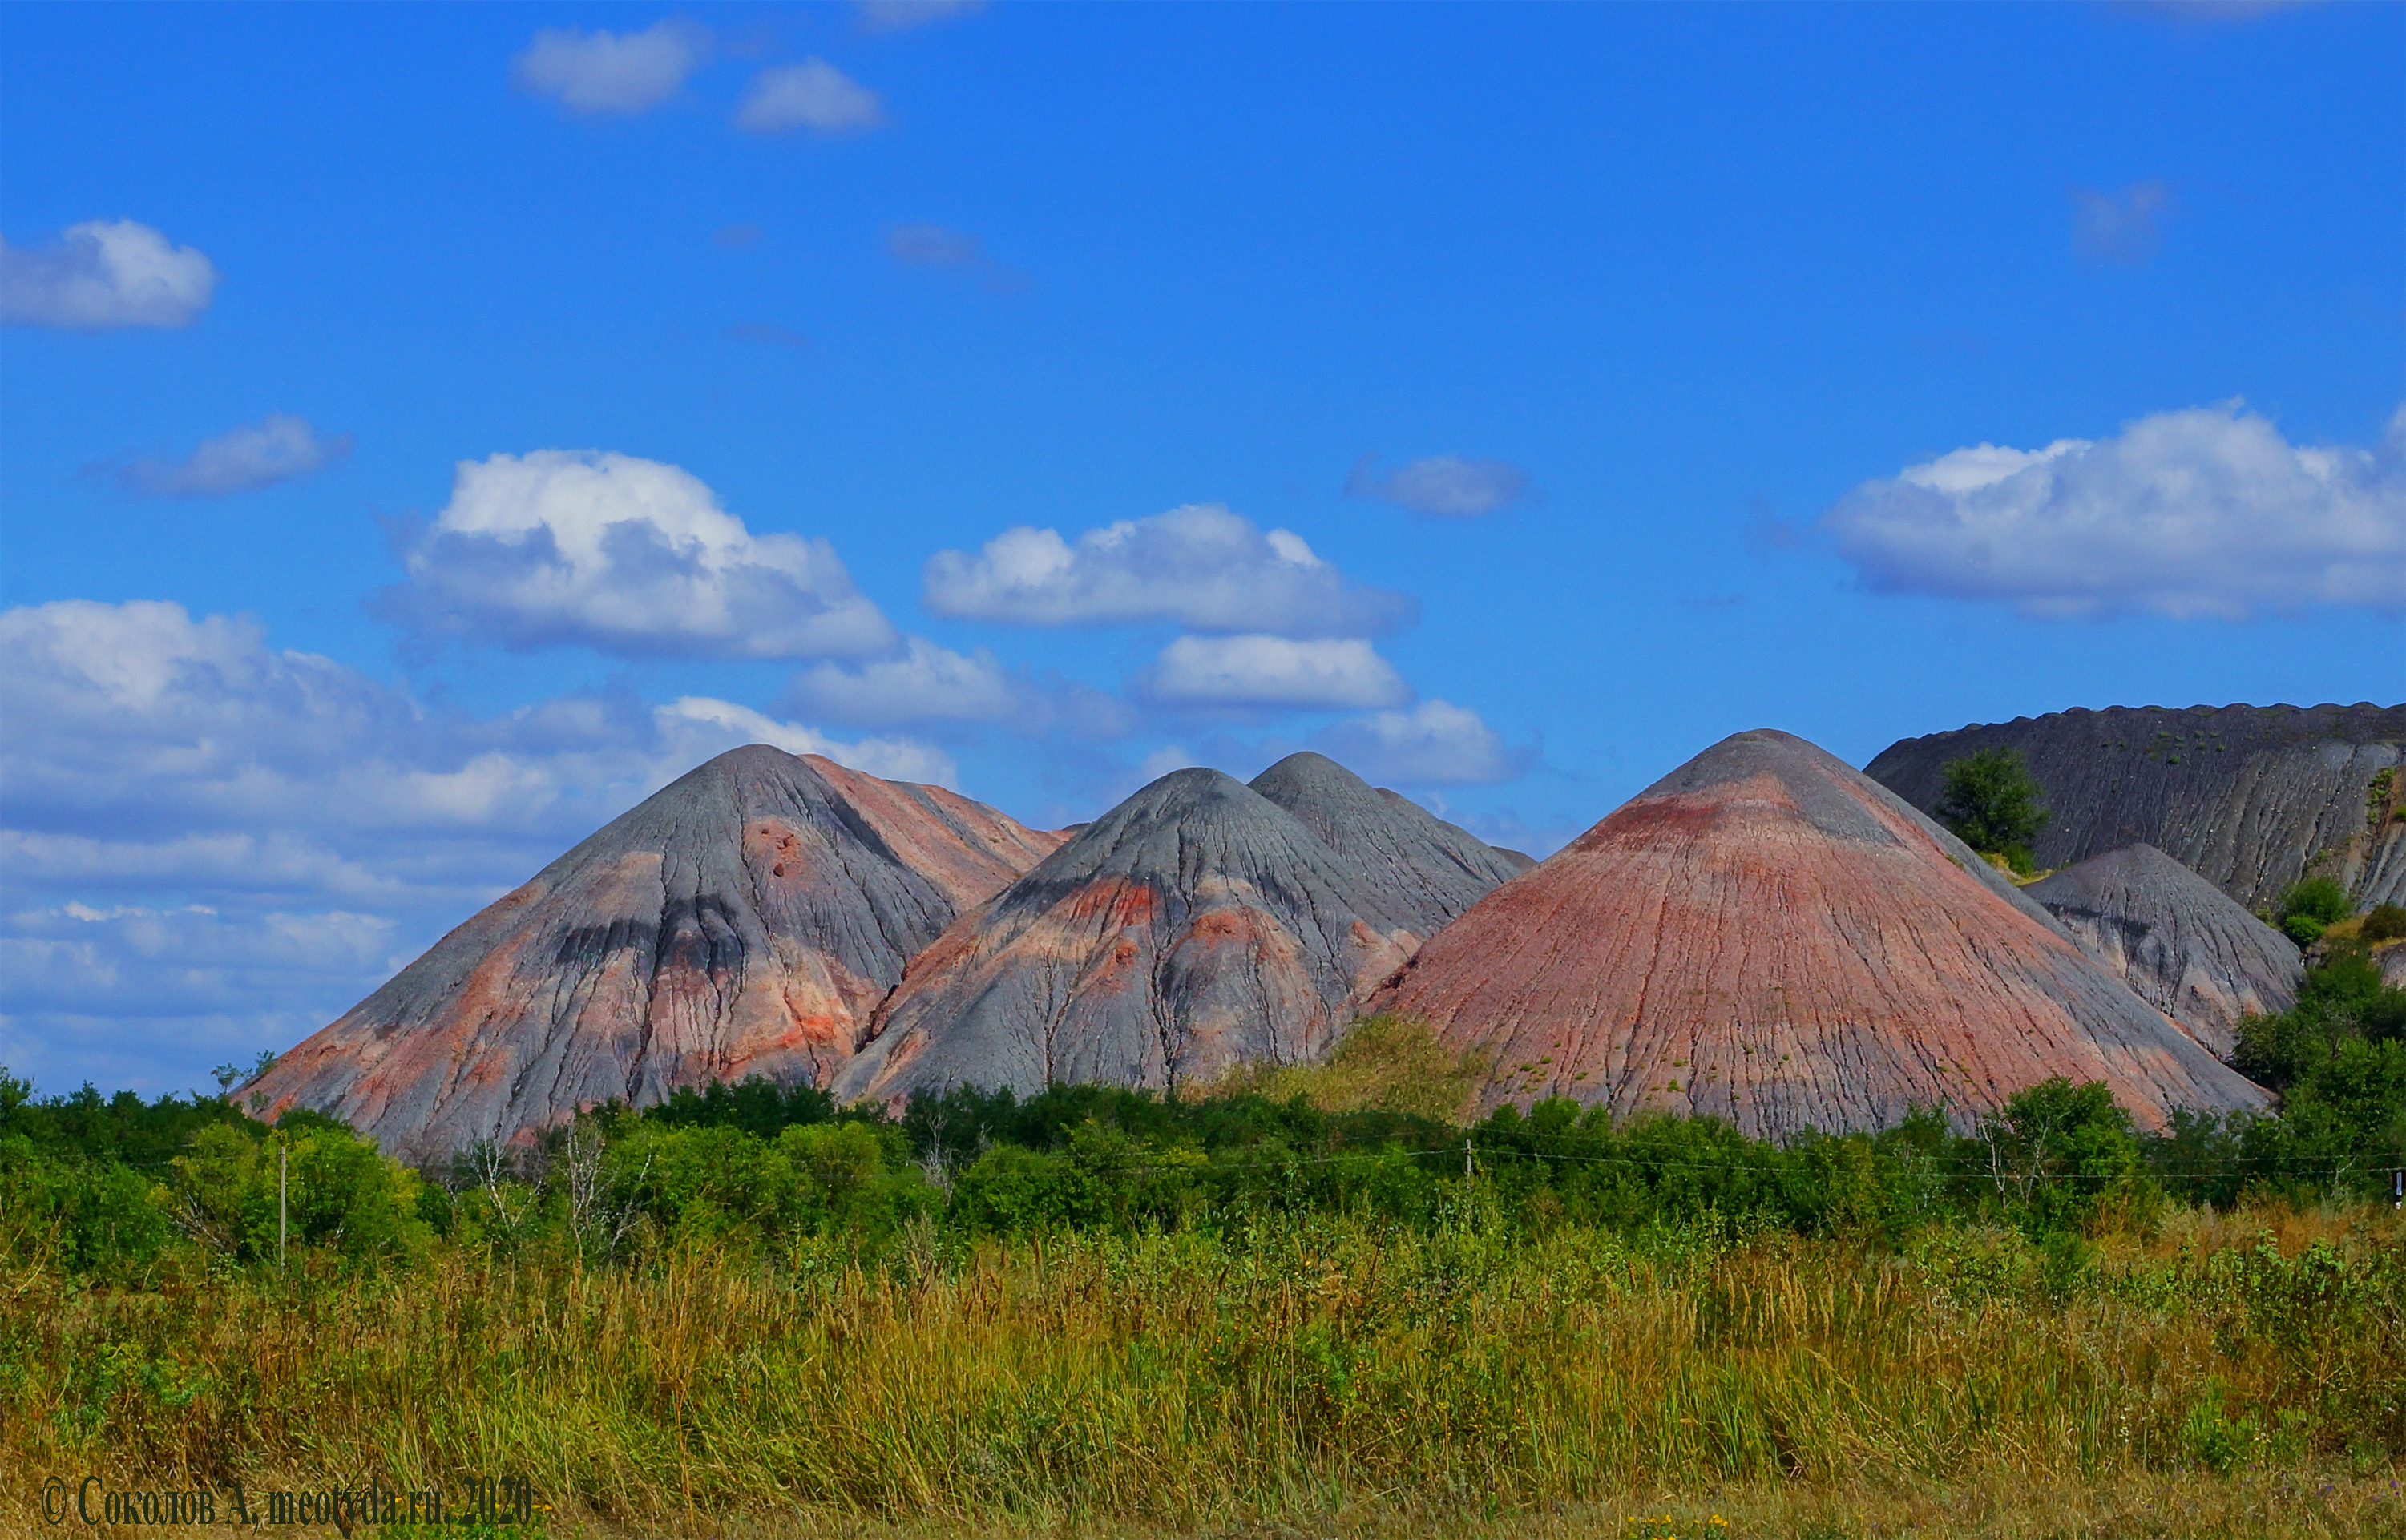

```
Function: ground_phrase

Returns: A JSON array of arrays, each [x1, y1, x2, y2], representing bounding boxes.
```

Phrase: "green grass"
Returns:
[[6, 1201, 2402, 1538]]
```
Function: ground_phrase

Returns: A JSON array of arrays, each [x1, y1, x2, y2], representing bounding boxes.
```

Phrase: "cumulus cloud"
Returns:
[[925, 504, 1415, 638], [1345, 454, 1532, 516], [1136, 635, 1411, 711], [376, 449, 897, 659], [780, 636, 1021, 727], [0, 598, 950, 1095], [512, 19, 708, 114], [779, 636, 1137, 736], [118, 413, 351, 498], [0, 219, 218, 329], [2072, 180, 2172, 264], [856, 0, 985, 32], [736, 59, 886, 134], [1308, 700, 1516, 787], [1823, 401, 2406, 620]]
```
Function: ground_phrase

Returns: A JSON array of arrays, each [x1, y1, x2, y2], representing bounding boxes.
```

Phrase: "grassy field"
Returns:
[[6, 1199, 2401, 1538]]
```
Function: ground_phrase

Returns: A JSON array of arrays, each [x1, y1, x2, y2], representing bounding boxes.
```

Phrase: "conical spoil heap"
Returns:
[[2025, 842, 2302, 1059], [244, 744, 1063, 1155], [1367, 729, 2271, 1135], [835, 756, 1524, 1105]]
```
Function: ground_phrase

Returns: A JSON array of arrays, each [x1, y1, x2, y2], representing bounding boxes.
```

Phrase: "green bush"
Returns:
[[2276, 876, 2353, 944], [165, 1115, 431, 1266], [1933, 748, 2050, 873], [2364, 902, 2406, 942]]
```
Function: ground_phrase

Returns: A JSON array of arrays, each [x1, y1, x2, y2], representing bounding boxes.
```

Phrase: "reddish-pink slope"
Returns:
[[243, 745, 1063, 1155], [1368, 730, 2269, 1135]]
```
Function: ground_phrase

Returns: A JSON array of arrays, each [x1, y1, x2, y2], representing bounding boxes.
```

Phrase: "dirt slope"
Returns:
[[835, 761, 1520, 1105], [1368, 730, 2271, 1136], [243, 745, 1062, 1155], [2025, 843, 2301, 1059]]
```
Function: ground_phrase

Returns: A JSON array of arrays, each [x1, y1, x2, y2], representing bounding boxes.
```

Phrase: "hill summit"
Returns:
[[2025, 843, 2302, 1060], [834, 754, 1524, 1105], [1367, 730, 2270, 1135], [244, 745, 1063, 1155]]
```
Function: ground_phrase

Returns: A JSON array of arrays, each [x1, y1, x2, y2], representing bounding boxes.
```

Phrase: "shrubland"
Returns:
[[5, 950, 2404, 1538]]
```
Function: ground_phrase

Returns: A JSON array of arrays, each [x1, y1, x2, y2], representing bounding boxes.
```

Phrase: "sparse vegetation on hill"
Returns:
[[2275, 875, 2356, 945]]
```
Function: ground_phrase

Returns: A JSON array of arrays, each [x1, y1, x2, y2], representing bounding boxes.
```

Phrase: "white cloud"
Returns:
[[659, 696, 953, 780], [1137, 635, 1411, 711], [1823, 401, 2406, 620], [119, 413, 351, 498], [856, 0, 985, 33], [377, 449, 898, 659], [736, 59, 886, 134], [0, 219, 218, 329], [2072, 180, 2171, 264], [925, 503, 1415, 638], [1308, 699, 1516, 786], [512, 19, 708, 114], [780, 636, 1020, 727], [1345, 454, 1532, 516], [1136, 744, 1198, 779], [0, 598, 951, 1095]]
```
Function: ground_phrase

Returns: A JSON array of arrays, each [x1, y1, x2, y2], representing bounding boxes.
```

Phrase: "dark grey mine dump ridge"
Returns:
[[1867, 702, 2406, 911]]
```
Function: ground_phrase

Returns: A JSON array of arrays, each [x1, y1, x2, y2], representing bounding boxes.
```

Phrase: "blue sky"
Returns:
[[2, 0, 2400, 1095]]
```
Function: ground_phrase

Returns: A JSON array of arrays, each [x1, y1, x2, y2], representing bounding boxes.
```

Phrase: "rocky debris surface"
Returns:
[[2025, 844, 2301, 1060], [1247, 752, 1532, 933], [834, 758, 1520, 1106], [1367, 730, 2271, 1137], [2383, 945, 2406, 992], [244, 745, 1063, 1155], [1865, 703, 2406, 912]]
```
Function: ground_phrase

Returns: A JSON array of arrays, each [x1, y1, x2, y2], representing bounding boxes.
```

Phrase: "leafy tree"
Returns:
[[1933, 748, 2050, 874], [2357, 901, 2404, 943], [1968, 1078, 2152, 1236], [2274, 876, 2352, 945]]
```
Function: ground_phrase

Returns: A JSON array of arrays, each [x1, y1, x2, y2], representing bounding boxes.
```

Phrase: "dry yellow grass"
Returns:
[[3, 1203, 2400, 1538]]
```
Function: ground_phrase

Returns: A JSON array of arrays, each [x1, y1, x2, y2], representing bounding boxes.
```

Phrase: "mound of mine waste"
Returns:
[[1865, 702, 2406, 912], [244, 744, 1064, 1155], [1366, 729, 2271, 1136], [2025, 843, 2302, 1060], [834, 754, 1526, 1104]]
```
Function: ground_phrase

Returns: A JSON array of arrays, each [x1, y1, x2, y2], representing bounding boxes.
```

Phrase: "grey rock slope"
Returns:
[[244, 745, 1062, 1155], [1246, 752, 1530, 933], [1866, 703, 2406, 911], [835, 761, 1520, 1104], [2025, 844, 2303, 1059]]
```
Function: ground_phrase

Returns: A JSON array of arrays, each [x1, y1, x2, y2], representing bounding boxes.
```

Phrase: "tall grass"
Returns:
[[5, 1204, 2402, 1534]]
